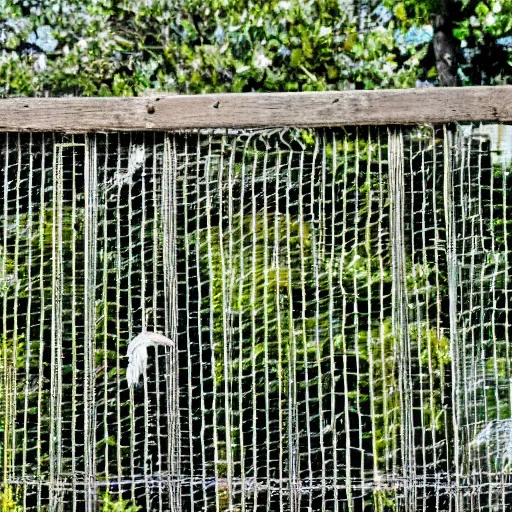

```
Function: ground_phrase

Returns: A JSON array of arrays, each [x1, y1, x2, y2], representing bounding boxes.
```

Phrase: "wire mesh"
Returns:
[[0, 124, 511, 511]]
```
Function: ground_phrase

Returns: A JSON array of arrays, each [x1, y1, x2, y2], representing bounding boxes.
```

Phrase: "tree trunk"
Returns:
[[433, 0, 460, 86]]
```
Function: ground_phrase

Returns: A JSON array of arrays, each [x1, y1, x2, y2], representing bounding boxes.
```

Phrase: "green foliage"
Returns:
[[387, 0, 512, 85], [0, 334, 25, 484], [0, 203, 83, 494], [0, 248, 15, 294], [0, 0, 430, 97], [99, 491, 141, 512], [1, 0, 511, 96], [0, 206, 85, 308], [336, 236, 450, 470], [0, 485, 22, 512], [372, 486, 397, 512], [194, 211, 317, 390]]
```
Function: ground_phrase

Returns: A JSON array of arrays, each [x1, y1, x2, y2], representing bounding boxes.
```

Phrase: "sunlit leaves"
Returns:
[[0, 0, 425, 96]]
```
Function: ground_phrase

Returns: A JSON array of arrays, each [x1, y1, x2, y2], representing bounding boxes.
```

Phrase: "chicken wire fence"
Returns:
[[0, 124, 511, 512]]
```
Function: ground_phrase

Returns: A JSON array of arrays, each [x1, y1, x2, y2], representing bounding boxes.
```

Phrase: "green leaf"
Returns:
[[475, 1, 490, 17], [290, 48, 303, 67], [394, 2, 407, 21]]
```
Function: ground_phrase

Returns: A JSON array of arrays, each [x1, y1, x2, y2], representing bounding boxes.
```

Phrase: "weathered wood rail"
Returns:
[[0, 86, 511, 132]]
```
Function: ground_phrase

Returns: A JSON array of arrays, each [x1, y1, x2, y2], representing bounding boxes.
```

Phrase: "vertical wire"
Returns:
[[457, 127, 469, 448], [367, 131, 382, 502], [115, 134, 123, 486], [475, 127, 492, 510], [237, 135, 250, 512], [404, 128, 416, 506], [169, 134, 181, 510], [462, 128, 480, 490], [11, 133, 21, 504], [320, 130, 327, 264], [100, 140, 109, 497], [216, 134, 234, 510], [484, 129, 500, 511], [341, 131, 353, 510], [36, 133, 46, 509], [182, 133, 194, 512], [376, 130, 390, 493], [226, 136, 237, 507], [163, 134, 171, 506], [503, 125, 511, 447], [22, 133, 34, 510], [409, 130, 427, 503], [353, 128, 365, 501], [329, 131, 339, 512], [310, 133, 327, 506], [49, 143, 57, 507], [487, 127, 504, 509], [85, 134, 98, 512], [418, 130, 436, 507], [389, 130, 399, 479], [126, 134, 136, 501], [127, 134, 136, 502], [250, 136, 259, 512], [474, 129, 492, 498], [420, 129, 437, 493], [152, 133, 163, 512], [92, 135, 100, 511], [469, 128, 483, 512], [364, 128, 378, 498], [150, 133, 164, 512], [482, 129, 498, 511], [389, 127, 414, 503], [194, 134, 207, 508], [470, 127, 483, 512], [70, 141, 79, 509], [431, 129, 447, 504], [389, 127, 401, 491], [261, 135, 271, 509], [90, 137, 99, 511], [169, 135, 181, 512], [502, 124, 511, 511], [50, 141, 64, 508], [1, 133, 10, 496], [102, 135, 110, 491], [6, 135, 16, 493], [443, 125, 462, 512], [73, 140, 80, 512], [284, 139, 299, 512], [12, 133, 21, 505], [297, 139, 313, 507], [141, 135, 151, 512], [71, 137, 79, 512], [320, 130, 329, 508], [204, 134, 220, 512], [273, 137, 284, 512], [405, 129, 417, 509], [171, 133, 179, 510]]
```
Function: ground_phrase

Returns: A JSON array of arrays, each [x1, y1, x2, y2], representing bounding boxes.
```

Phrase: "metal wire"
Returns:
[[0, 125, 511, 511]]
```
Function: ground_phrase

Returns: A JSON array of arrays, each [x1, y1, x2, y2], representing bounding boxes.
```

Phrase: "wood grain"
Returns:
[[0, 86, 511, 132]]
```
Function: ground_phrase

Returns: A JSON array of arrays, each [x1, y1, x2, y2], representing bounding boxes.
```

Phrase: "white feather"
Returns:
[[128, 145, 145, 174], [126, 331, 174, 387]]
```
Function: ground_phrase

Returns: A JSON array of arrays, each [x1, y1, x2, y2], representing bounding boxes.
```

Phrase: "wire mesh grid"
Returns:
[[0, 124, 511, 511]]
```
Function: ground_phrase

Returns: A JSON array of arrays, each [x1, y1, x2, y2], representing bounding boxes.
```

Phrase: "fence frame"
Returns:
[[0, 86, 511, 132], [1, 85, 512, 511]]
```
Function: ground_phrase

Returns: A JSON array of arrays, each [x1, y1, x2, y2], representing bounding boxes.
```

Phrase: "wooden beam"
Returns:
[[0, 86, 511, 132]]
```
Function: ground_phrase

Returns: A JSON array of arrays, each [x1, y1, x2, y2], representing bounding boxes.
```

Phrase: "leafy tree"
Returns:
[[389, 0, 512, 85], [3, 0, 504, 97]]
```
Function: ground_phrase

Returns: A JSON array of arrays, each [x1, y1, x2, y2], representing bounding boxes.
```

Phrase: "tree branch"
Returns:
[[432, 0, 460, 86]]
